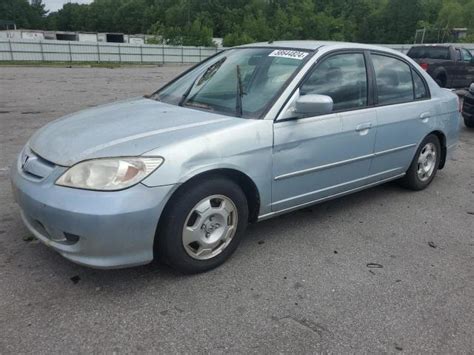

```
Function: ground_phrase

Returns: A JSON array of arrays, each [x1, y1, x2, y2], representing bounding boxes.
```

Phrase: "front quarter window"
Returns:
[[153, 48, 309, 119]]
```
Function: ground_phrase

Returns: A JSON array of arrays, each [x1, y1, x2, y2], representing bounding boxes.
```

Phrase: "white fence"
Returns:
[[0, 39, 220, 64], [0, 39, 473, 64]]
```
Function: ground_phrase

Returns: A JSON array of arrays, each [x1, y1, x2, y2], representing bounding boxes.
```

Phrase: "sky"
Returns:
[[43, 0, 93, 12]]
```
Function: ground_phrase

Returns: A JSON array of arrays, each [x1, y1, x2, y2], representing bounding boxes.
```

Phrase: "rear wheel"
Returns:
[[399, 134, 441, 191], [435, 74, 447, 88], [156, 176, 248, 274]]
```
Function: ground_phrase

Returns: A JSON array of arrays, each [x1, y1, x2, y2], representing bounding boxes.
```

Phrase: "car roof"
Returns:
[[238, 40, 403, 55], [239, 40, 340, 50]]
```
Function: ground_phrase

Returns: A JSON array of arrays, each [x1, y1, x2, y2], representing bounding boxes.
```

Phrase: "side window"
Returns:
[[412, 69, 429, 100], [372, 54, 414, 105], [461, 48, 473, 62], [300, 53, 368, 113], [455, 49, 462, 61]]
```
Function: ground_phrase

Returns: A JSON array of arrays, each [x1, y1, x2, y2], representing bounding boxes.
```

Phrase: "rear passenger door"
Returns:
[[369, 52, 432, 177]]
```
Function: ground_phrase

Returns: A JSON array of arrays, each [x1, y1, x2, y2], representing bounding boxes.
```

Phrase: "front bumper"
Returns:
[[11, 158, 176, 269]]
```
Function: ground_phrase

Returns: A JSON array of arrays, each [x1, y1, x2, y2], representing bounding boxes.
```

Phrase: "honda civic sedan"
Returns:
[[11, 41, 460, 273]]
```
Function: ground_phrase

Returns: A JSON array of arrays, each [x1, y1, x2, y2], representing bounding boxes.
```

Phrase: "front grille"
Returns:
[[19, 148, 56, 180]]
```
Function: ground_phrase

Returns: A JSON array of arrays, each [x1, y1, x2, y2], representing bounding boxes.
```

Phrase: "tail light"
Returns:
[[420, 63, 429, 71]]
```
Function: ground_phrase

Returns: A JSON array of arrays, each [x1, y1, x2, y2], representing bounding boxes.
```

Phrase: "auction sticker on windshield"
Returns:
[[269, 49, 309, 60]]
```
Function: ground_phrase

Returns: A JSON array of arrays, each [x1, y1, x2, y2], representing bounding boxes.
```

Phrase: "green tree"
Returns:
[[53, 3, 90, 31], [437, 0, 464, 28], [374, 0, 425, 43], [4, 0, 473, 47], [0, 0, 47, 29], [114, 0, 150, 34]]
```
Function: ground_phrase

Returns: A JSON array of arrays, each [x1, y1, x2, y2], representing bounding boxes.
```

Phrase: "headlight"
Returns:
[[56, 157, 164, 191]]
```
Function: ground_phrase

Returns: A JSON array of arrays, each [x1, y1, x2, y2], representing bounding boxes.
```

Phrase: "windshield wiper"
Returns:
[[180, 57, 227, 107], [236, 65, 245, 117], [179, 74, 200, 106]]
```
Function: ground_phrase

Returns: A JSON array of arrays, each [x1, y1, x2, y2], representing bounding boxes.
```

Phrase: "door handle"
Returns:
[[419, 112, 431, 120], [355, 122, 372, 132]]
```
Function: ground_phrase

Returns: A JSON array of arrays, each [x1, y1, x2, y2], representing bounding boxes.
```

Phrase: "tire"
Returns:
[[465, 116, 474, 128], [399, 134, 441, 191], [156, 176, 248, 274], [435, 75, 447, 88]]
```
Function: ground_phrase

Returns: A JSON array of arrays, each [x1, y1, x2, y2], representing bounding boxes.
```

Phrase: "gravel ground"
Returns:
[[0, 66, 473, 354]]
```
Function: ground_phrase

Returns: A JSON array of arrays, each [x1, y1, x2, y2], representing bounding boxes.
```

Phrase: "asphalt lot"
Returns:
[[0, 66, 473, 354]]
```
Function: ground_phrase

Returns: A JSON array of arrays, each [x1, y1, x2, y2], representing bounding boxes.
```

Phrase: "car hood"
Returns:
[[29, 98, 236, 166]]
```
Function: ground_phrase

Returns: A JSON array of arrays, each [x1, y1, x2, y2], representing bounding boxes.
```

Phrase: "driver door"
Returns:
[[271, 52, 377, 212]]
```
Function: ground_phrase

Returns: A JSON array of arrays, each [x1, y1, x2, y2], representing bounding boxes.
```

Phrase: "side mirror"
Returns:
[[469, 83, 474, 94], [295, 94, 334, 117]]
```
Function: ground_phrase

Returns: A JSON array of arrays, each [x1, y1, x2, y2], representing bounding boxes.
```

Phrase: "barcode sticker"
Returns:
[[269, 50, 309, 60]]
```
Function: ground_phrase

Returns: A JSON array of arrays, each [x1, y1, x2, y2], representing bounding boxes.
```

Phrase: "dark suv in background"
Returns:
[[407, 45, 474, 88]]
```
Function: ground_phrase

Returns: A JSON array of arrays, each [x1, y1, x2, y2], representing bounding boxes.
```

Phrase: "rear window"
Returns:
[[407, 47, 450, 60]]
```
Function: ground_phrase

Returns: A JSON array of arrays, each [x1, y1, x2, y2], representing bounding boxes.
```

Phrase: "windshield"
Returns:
[[407, 46, 450, 60], [153, 48, 310, 119]]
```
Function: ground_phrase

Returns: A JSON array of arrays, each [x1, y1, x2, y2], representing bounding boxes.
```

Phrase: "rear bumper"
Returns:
[[11, 161, 176, 269]]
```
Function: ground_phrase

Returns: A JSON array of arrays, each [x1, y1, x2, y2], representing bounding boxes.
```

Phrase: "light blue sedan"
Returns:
[[11, 41, 460, 273]]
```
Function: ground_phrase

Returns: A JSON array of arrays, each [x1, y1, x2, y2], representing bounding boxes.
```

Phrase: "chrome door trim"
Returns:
[[260, 171, 406, 221], [274, 153, 374, 181], [273, 167, 403, 207], [375, 143, 416, 156], [274, 143, 416, 181]]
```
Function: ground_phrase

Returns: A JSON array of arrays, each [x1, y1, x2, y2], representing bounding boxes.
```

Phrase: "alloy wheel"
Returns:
[[182, 195, 238, 260], [417, 142, 437, 182]]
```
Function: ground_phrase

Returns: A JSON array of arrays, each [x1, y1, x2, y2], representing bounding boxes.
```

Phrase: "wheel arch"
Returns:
[[428, 130, 447, 169], [153, 168, 261, 258], [159, 168, 261, 226]]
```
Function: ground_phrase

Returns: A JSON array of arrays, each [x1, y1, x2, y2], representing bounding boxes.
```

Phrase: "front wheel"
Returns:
[[156, 176, 248, 274], [399, 134, 441, 191]]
